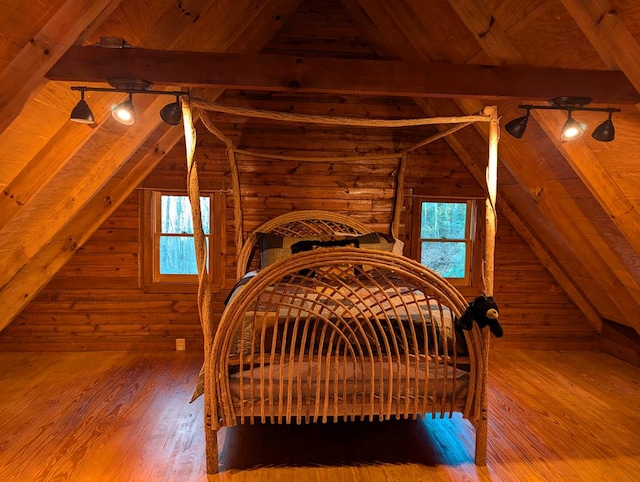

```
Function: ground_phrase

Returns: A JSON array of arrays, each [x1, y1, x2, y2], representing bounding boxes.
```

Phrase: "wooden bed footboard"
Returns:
[[204, 247, 489, 473]]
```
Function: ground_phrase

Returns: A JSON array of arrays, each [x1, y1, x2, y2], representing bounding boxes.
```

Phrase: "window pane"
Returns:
[[160, 195, 210, 235], [200, 197, 211, 234], [420, 202, 467, 239], [420, 241, 466, 278], [159, 236, 209, 275]]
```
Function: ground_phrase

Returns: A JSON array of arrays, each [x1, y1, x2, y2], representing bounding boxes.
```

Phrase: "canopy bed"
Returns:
[[180, 99, 500, 474]]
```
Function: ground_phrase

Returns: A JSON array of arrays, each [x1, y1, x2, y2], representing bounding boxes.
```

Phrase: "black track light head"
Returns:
[[505, 98, 620, 142], [70, 90, 95, 124], [160, 96, 183, 125], [504, 113, 529, 138]]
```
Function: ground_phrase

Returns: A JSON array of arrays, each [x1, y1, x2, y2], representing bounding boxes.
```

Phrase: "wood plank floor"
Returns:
[[0, 349, 639, 481]]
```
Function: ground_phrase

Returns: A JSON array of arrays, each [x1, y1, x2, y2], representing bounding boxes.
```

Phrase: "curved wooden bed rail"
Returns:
[[207, 247, 488, 471], [236, 210, 374, 279]]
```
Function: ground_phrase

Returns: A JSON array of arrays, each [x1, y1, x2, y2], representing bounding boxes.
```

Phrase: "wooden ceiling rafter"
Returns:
[[0, 0, 306, 331], [0, 90, 131, 231], [0, 0, 123, 137], [532, 107, 640, 286], [486, 0, 640, 293], [416, 99, 602, 330], [0, 0, 214, 318], [446, 0, 640, 331], [0, 119, 193, 331], [0, 94, 170, 292], [347, 0, 636, 330], [560, 0, 640, 97]]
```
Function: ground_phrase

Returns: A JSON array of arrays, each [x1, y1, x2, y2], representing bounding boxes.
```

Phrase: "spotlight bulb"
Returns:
[[560, 114, 584, 141], [112, 94, 135, 126]]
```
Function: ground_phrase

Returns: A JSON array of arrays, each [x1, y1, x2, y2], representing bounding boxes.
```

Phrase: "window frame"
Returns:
[[142, 189, 225, 293], [410, 196, 478, 287]]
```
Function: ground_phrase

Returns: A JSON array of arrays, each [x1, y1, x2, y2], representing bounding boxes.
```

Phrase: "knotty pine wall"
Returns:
[[0, 121, 597, 351]]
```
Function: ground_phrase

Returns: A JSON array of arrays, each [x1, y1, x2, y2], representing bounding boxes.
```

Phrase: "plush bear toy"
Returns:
[[456, 295, 503, 337]]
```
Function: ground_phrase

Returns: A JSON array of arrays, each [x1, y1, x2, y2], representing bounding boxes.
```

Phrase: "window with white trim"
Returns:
[[412, 198, 476, 285], [143, 190, 225, 292]]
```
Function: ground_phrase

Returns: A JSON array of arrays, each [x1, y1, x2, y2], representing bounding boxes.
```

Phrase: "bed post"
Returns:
[[183, 98, 219, 474], [227, 148, 244, 255], [205, 392, 218, 473], [391, 152, 407, 239], [475, 105, 499, 466]]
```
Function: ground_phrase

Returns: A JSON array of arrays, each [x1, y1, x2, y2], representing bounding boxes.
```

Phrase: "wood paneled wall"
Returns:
[[0, 116, 597, 351]]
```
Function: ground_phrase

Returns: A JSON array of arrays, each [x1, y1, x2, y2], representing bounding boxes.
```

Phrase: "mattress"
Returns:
[[228, 359, 469, 404]]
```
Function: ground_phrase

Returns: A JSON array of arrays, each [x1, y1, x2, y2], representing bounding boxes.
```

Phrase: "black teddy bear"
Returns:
[[456, 295, 503, 338]]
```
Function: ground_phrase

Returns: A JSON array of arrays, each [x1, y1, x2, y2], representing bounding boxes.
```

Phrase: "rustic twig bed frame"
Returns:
[[180, 100, 499, 474]]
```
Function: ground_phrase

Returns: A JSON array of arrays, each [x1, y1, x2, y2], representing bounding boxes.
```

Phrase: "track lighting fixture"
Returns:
[[505, 97, 621, 142], [159, 95, 183, 125], [70, 79, 187, 126], [504, 108, 530, 139], [592, 111, 615, 142], [70, 90, 95, 124]]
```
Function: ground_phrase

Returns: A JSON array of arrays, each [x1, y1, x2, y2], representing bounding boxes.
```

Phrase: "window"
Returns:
[[412, 199, 476, 285], [143, 190, 225, 292]]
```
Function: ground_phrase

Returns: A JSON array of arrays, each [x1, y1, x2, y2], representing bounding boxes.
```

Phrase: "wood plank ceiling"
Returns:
[[1, 0, 640, 340]]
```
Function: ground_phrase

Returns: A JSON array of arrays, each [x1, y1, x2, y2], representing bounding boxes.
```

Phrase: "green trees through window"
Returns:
[[158, 195, 210, 275], [418, 201, 471, 279]]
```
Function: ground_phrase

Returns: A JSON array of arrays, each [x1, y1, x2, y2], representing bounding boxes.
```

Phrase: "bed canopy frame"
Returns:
[[179, 97, 499, 473]]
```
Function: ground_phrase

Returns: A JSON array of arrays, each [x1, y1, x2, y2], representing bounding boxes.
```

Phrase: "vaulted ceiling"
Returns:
[[2, 0, 640, 338]]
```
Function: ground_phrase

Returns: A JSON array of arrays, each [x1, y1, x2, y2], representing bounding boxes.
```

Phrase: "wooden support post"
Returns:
[[228, 148, 244, 255], [205, 404, 219, 474], [198, 107, 244, 263], [183, 98, 218, 473], [391, 152, 407, 238], [475, 105, 499, 466], [483, 105, 498, 298]]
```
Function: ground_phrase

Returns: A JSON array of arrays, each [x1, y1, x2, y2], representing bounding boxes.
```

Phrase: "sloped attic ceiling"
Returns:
[[1, 0, 640, 340]]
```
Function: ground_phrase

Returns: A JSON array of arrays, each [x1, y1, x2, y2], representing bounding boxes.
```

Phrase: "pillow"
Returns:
[[258, 232, 402, 270], [258, 233, 321, 268], [357, 232, 397, 252]]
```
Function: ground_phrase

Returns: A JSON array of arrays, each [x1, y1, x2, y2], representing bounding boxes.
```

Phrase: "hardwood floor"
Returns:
[[0, 349, 638, 481]]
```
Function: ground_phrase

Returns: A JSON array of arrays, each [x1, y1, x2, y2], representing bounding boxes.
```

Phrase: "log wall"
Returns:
[[0, 118, 597, 351]]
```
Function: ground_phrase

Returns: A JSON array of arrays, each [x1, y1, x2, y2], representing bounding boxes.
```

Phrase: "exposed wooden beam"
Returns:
[[533, 108, 640, 285], [0, 0, 122, 136], [462, 96, 640, 330], [0, 119, 191, 332], [0, 90, 128, 231], [46, 46, 640, 104], [0, 96, 169, 293]]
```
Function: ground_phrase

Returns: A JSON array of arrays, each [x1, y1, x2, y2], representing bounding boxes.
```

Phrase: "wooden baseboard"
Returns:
[[0, 336, 205, 352]]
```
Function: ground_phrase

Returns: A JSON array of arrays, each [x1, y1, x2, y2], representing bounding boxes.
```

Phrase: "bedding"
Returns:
[[201, 211, 492, 474], [258, 231, 402, 269], [225, 268, 467, 357]]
